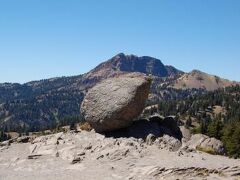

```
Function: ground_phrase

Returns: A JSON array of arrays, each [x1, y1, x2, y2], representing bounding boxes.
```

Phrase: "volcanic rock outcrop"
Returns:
[[81, 73, 151, 132]]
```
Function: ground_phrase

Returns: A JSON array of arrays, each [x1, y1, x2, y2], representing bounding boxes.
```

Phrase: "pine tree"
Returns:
[[222, 122, 240, 158]]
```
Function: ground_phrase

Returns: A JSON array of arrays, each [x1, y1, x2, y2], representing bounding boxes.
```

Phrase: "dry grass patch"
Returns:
[[79, 122, 92, 131], [196, 146, 217, 155]]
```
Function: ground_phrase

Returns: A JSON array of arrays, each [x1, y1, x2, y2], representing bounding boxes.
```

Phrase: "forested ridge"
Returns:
[[151, 85, 240, 158]]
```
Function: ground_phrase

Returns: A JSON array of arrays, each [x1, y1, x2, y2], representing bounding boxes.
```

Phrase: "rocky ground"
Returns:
[[0, 130, 240, 180]]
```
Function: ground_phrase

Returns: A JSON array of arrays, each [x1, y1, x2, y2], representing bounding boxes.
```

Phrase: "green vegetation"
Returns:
[[0, 131, 10, 142], [0, 81, 84, 132], [221, 121, 240, 159], [0, 115, 85, 141], [149, 85, 240, 158]]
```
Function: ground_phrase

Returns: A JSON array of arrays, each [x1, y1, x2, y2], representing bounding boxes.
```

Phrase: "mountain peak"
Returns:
[[88, 54, 182, 79], [190, 69, 208, 76], [112, 53, 153, 62], [172, 69, 239, 91], [113, 53, 127, 59], [190, 69, 204, 74]]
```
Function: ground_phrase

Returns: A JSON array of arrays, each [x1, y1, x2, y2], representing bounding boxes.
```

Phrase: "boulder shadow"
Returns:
[[104, 116, 183, 140]]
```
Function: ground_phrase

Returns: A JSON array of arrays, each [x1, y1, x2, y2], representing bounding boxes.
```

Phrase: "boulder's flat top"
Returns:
[[0, 131, 240, 180]]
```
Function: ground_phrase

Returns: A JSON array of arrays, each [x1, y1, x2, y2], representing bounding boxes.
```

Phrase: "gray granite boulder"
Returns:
[[81, 73, 151, 132]]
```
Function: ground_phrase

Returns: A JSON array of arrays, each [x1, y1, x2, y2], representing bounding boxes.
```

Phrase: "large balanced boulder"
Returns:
[[81, 73, 151, 132]]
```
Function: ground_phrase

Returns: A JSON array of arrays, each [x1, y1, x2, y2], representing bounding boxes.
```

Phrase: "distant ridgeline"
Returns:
[[0, 79, 85, 133]]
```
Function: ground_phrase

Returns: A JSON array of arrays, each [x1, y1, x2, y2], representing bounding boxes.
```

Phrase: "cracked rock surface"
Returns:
[[0, 131, 240, 180]]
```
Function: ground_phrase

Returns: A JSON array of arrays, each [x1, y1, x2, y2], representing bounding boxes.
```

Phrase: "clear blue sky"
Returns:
[[0, 0, 240, 83]]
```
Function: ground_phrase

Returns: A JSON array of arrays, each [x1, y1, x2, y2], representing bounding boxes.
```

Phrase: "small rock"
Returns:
[[146, 134, 156, 145], [0, 140, 11, 147], [155, 135, 182, 151], [84, 145, 92, 150], [77, 152, 86, 156], [96, 155, 104, 160], [28, 154, 42, 160], [55, 152, 60, 157], [17, 136, 30, 143], [71, 157, 82, 164]]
